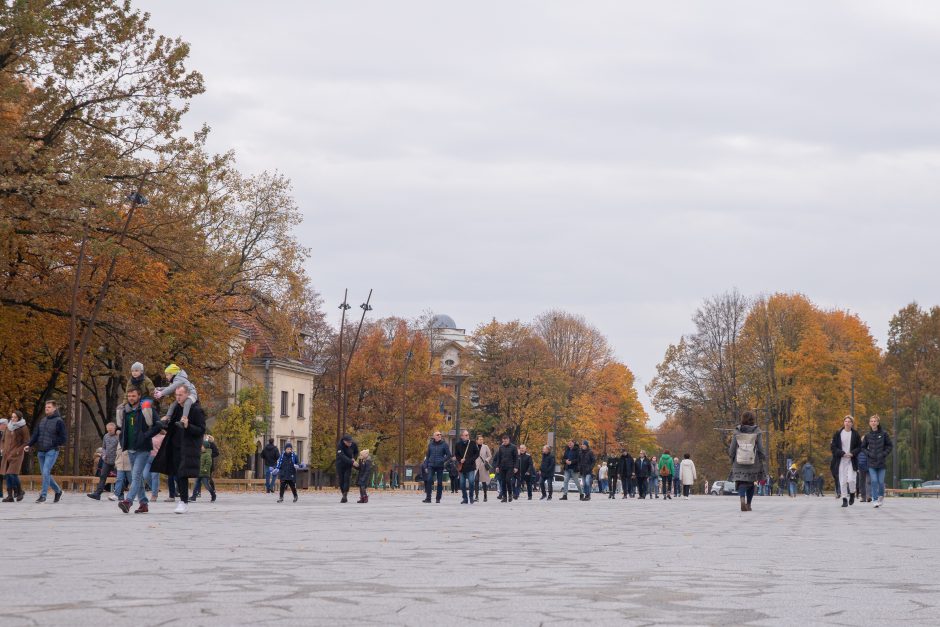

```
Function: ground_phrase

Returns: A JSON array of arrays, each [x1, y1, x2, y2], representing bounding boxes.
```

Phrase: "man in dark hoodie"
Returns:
[[560, 440, 582, 501], [493, 434, 518, 503], [261, 438, 280, 494], [634, 450, 652, 499], [607, 451, 621, 499], [422, 431, 451, 503], [336, 434, 360, 503], [25, 400, 68, 503], [578, 440, 596, 501], [539, 445, 555, 500], [515, 444, 535, 500], [620, 448, 635, 498]]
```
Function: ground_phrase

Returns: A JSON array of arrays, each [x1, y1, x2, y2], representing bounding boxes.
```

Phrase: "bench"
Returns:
[[885, 487, 940, 498]]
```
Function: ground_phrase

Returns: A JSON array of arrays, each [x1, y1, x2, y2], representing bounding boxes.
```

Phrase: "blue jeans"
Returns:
[[37, 449, 61, 497], [869, 467, 886, 501], [114, 470, 131, 498], [126, 450, 150, 504], [144, 456, 159, 497], [562, 469, 582, 495], [425, 467, 444, 501], [788, 481, 797, 496], [583, 473, 594, 495], [459, 470, 476, 502], [265, 465, 276, 492], [599, 478, 608, 493]]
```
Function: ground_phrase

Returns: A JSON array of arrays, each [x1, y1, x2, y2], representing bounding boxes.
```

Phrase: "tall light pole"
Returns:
[[342, 289, 372, 434], [452, 373, 469, 445], [336, 290, 351, 445], [893, 391, 899, 489]]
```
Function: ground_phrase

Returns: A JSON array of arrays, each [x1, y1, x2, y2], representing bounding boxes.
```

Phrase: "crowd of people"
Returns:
[[0, 365, 895, 514]]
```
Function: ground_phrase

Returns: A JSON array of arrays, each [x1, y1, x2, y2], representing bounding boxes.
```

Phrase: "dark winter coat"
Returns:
[[728, 424, 766, 483], [562, 445, 579, 473], [150, 402, 206, 479], [830, 429, 861, 476], [27, 411, 68, 452], [540, 451, 555, 476], [424, 439, 452, 469], [357, 458, 372, 487], [634, 456, 652, 478], [261, 442, 280, 467], [861, 428, 893, 470], [620, 453, 635, 478], [117, 399, 156, 452], [453, 439, 479, 472], [274, 451, 298, 481], [336, 438, 360, 470], [577, 447, 596, 475], [517, 452, 535, 478], [493, 443, 518, 472]]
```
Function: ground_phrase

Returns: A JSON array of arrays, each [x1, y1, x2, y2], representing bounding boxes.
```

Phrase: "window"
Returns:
[[280, 391, 289, 417], [297, 393, 305, 419], [444, 359, 455, 366], [295, 440, 304, 463]]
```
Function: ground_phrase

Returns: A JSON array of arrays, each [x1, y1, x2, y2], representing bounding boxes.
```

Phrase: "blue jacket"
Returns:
[[562, 446, 579, 473], [27, 412, 68, 452], [425, 440, 452, 469], [857, 448, 869, 472], [274, 451, 298, 480]]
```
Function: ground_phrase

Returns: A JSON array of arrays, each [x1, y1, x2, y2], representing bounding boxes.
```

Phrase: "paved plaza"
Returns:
[[2, 490, 939, 626]]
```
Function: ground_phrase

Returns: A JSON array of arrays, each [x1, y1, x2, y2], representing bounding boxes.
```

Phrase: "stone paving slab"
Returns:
[[2, 491, 938, 626]]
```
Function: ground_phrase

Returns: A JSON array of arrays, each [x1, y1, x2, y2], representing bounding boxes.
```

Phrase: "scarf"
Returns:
[[5, 418, 26, 431]]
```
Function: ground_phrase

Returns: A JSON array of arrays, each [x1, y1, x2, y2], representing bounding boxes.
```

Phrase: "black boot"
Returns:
[[2, 488, 12, 503], [841, 497, 848, 507], [849, 493, 855, 506], [340, 492, 348, 503], [560, 494, 567, 500]]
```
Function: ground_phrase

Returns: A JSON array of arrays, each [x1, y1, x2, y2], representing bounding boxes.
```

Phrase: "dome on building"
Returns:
[[430, 314, 457, 330]]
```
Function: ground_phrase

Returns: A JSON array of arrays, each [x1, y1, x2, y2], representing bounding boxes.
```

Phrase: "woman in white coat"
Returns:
[[678, 453, 697, 499], [474, 434, 493, 503]]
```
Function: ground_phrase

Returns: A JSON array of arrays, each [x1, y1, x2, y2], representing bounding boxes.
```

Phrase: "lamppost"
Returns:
[[451, 372, 469, 445], [335, 290, 351, 445]]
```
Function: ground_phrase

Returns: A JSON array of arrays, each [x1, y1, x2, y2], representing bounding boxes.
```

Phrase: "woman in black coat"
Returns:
[[151, 389, 206, 513], [830, 415, 861, 507]]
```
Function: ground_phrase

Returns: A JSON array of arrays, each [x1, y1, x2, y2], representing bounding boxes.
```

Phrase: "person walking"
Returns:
[[474, 434, 492, 503], [516, 444, 535, 500], [356, 450, 372, 503], [606, 452, 621, 498], [1, 410, 29, 502], [422, 431, 451, 504], [856, 446, 870, 502], [274, 442, 298, 503], [649, 456, 660, 498], [678, 453, 697, 499], [560, 440, 582, 501], [786, 464, 799, 498], [115, 388, 157, 513], [261, 438, 280, 494], [539, 445, 554, 500], [149, 387, 207, 514], [453, 430, 479, 504], [657, 450, 675, 500], [861, 414, 893, 508], [830, 415, 861, 508], [337, 434, 360, 503], [801, 461, 816, 496], [192, 434, 219, 500], [619, 449, 635, 499], [24, 400, 67, 503], [634, 450, 652, 499], [492, 434, 519, 503], [147, 428, 165, 501], [729, 410, 767, 512], [577, 440, 596, 501], [598, 461, 609, 496], [192, 444, 217, 502], [87, 422, 119, 500]]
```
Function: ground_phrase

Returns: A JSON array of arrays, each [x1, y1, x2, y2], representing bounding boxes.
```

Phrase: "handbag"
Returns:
[[457, 439, 471, 472]]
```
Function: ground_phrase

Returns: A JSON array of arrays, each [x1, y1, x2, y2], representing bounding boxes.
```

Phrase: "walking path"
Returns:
[[2, 493, 938, 625]]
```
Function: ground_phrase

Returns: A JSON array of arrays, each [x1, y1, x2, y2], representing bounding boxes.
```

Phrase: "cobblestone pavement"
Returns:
[[2, 490, 938, 626]]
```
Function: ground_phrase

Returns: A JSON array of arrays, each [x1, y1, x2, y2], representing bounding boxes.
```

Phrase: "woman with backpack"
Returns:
[[657, 450, 675, 500], [729, 411, 766, 512]]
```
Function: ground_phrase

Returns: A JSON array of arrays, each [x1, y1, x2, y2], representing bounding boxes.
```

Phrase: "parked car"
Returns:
[[710, 480, 736, 495], [920, 480, 940, 489], [552, 473, 590, 494]]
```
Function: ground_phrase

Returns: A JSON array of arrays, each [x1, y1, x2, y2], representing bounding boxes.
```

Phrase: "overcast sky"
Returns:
[[140, 1, 940, 425]]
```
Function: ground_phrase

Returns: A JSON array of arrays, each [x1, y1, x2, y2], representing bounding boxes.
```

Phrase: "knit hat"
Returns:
[[131, 362, 144, 373], [165, 364, 181, 376], [284, 442, 293, 450], [582, 440, 589, 447]]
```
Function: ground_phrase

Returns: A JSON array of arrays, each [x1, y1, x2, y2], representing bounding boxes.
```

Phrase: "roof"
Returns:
[[430, 314, 457, 329], [230, 312, 323, 373]]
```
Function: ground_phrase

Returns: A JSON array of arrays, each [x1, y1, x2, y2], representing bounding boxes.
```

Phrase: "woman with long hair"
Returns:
[[729, 411, 766, 512]]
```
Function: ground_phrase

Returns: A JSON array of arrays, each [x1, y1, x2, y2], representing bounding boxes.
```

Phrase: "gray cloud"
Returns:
[[139, 0, 940, 423]]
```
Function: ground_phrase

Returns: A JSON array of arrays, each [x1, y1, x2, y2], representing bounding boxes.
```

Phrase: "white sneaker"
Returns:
[[684, 496, 690, 500], [108, 494, 118, 501], [874, 500, 880, 508], [174, 501, 188, 514]]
